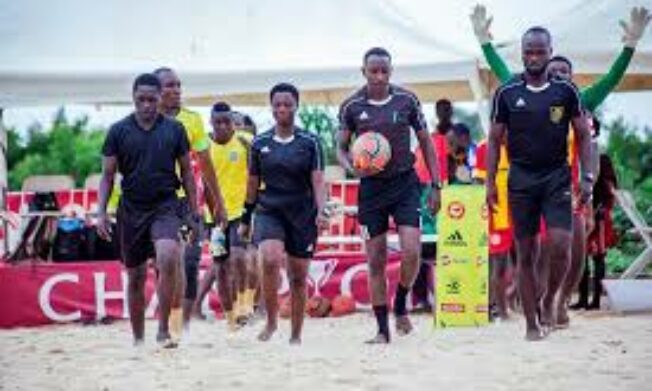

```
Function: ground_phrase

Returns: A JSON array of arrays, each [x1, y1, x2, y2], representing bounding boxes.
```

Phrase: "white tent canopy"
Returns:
[[1, 0, 650, 106]]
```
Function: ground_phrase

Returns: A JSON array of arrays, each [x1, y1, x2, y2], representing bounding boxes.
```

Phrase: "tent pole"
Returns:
[[468, 62, 491, 135], [0, 108, 7, 256]]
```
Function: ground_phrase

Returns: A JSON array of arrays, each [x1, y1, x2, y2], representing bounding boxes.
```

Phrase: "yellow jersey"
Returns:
[[176, 107, 210, 153], [175, 108, 209, 198], [209, 131, 252, 221], [473, 140, 510, 230]]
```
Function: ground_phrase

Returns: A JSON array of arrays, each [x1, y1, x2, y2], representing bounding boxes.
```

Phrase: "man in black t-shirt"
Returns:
[[97, 73, 200, 348], [337, 48, 441, 344], [487, 27, 592, 340]]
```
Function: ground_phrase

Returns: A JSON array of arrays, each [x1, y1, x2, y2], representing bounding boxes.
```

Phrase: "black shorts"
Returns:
[[213, 218, 246, 264], [508, 164, 572, 239], [358, 169, 421, 238], [116, 198, 181, 269], [253, 206, 317, 259]]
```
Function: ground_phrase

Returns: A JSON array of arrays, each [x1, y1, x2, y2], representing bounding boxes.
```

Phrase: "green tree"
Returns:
[[298, 105, 338, 165], [601, 117, 652, 275], [8, 108, 105, 190]]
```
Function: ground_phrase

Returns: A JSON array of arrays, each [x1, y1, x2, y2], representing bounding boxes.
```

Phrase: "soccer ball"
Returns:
[[306, 296, 332, 318], [351, 132, 391, 172]]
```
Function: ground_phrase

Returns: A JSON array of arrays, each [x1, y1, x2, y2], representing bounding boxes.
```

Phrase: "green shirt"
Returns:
[[481, 43, 634, 112]]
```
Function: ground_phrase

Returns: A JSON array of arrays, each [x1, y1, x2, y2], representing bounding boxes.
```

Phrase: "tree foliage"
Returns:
[[602, 118, 652, 275], [298, 105, 338, 165], [7, 108, 105, 190]]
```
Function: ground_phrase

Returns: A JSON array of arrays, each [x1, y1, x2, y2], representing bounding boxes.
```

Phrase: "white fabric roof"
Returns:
[[0, 0, 650, 106]]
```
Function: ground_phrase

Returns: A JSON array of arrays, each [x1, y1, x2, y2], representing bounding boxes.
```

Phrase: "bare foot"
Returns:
[[156, 332, 178, 349], [395, 315, 413, 336], [525, 327, 546, 341], [364, 333, 390, 344], [289, 337, 301, 345], [257, 324, 277, 342], [555, 306, 570, 330], [236, 315, 249, 327], [539, 302, 554, 333], [192, 309, 207, 321]]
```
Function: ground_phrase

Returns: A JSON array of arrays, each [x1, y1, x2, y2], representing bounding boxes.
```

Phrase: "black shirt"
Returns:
[[102, 113, 189, 207], [249, 128, 324, 211], [339, 84, 427, 179], [491, 75, 582, 170]]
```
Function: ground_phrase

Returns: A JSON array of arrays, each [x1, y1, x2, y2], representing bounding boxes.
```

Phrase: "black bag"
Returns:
[[52, 219, 87, 262], [86, 224, 120, 260]]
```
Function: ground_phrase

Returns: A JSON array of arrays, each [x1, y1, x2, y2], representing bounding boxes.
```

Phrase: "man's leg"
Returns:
[[365, 232, 389, 343], [215, 258, 238, 330], [395, 225, 421, 335], [570, 258, 590, 309], [540, 227, 572, 329], [490, 252, 510, 320], [588, 253, 606, 310], [540, 165, 574, 329], [535, 235, 548, 305], [246, 246, 261, 315], [556, 214, 586, 325], [154, 238, 183, 346], [182, 235, 202, 326], [168, 246, 185, 340], [127, 263, 148, 344], [231, 246, 249, 323], [514, 235, 544, 340], [232, 246, 249, 322], [286, 255, 309, 344], [193, 267, 216, 319]]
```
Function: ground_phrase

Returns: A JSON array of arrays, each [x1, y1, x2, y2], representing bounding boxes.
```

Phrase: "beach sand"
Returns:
[[1, 311, 651, 391]]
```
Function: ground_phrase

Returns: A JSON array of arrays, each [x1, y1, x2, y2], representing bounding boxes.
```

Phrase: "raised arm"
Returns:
[[471, 4, 513, 83], [97, 155, 118, 240], [178, 153, 199, 216], [487, 85, 509, 212], [582, 7, 650, 111]]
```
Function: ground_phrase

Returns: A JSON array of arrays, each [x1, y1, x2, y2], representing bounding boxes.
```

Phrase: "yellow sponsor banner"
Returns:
[[435, 185, 489, 327]]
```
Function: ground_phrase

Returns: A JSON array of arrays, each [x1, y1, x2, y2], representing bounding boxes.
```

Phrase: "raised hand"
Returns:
[[470, 4, 494, 44], [621, 6, 651, 48]]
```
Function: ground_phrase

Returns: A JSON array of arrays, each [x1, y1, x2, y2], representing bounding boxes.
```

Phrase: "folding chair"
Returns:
[[602, 190, 652, 312]]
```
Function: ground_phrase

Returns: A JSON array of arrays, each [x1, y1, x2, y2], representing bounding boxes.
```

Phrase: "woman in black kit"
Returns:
[[239, 83, 328, 344]]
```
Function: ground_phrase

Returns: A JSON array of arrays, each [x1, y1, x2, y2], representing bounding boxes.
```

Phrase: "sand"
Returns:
[[1, 311, 652, 391]]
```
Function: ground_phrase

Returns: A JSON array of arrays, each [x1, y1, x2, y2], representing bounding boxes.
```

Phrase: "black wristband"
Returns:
[[241, 202, 256, 225]]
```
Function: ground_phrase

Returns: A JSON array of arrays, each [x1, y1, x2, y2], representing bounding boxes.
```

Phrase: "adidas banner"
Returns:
[[435, 185, 489, 327]]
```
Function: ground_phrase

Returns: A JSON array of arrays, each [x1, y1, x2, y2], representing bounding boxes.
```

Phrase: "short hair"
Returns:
[[132, 73, 161, 92], [212, 101, 231, 114], [436, 98, 452, 108], [152, 67, 174, 77], [454, 123, 470, 136], [269, 82, 300, 104], [363, 47, 392, 64], [592, 117, 601, 138], [523, 26, 552, 44], [549, 55, 573, 72], [243, 115, 255, 127]]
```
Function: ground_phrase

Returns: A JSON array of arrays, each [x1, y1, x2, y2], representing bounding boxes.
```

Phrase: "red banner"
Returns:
[[0, 253, 402, 329]]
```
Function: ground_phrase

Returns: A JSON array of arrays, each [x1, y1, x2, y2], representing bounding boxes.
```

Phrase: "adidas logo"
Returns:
[[515, 97, 526, 107], [359, 111, 369, 120], [444, 230, 468, 247]]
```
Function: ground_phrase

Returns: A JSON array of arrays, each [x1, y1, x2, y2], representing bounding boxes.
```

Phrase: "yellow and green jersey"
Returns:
[[208, 131, 252, 221]]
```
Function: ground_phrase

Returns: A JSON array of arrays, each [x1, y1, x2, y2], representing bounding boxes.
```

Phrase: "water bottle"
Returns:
[[210, 227, 227, 257]]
